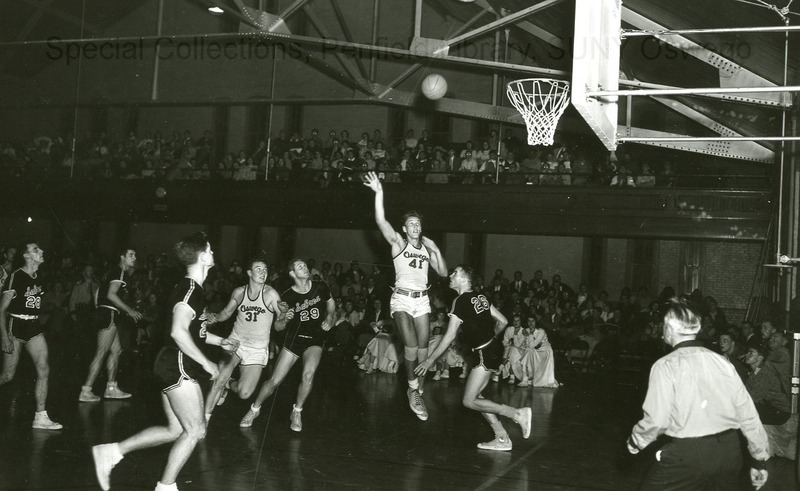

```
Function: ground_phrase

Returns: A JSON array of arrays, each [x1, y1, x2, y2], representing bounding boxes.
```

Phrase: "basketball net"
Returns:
[[506, 79, 571, 146]]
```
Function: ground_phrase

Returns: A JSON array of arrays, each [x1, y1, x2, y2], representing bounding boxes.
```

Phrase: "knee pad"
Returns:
[[404, 346, 418, 362]]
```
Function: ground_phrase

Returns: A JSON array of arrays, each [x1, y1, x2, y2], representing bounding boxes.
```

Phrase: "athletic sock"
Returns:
[[408, 378, 419, 391], [490, 421, 508, 439], [497, 405, 516, 419], [292, 404, 303, 412]]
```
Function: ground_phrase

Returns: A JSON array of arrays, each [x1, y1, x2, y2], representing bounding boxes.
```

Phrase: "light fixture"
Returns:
[[458, 0, 476, 3], [208, 6, 224, 14]]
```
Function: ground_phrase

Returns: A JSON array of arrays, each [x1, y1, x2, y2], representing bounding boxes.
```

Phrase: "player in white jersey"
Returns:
[[363, 171, 447, 421], [203, 256, 284, 421]]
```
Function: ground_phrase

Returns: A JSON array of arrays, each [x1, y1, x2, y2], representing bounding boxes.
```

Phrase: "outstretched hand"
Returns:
[[414, 359, 432, 376], [362, 171, 382, 193]]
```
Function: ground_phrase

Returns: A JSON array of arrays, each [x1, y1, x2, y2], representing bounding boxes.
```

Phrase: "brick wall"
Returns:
[[702, 241, 763, 323]]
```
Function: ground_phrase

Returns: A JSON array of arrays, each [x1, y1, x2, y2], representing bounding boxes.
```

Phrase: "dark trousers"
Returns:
[[640, 429, 742, 491]]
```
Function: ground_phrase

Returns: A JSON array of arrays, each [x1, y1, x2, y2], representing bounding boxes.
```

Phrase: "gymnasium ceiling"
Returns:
[[0, 0, 798, 162]]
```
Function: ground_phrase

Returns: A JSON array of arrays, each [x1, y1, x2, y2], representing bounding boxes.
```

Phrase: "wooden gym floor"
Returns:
[[0, 338, 796, 490]]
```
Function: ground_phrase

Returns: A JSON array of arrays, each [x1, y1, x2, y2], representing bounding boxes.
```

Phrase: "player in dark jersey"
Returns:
[[92, 232, 239, 491], [0, 242, 62, 430], [79, 247, 143, 402], [415, 265, 532, 451], [239, 258, 336, 431]]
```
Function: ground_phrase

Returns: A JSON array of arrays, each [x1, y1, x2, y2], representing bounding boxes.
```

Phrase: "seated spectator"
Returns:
[[635, 163, 656, 187], [427, 311, 466, 380], [744, 345, 795, 459], [718, 332, 748, 381], [526, 317, 560, 388], [357, 300, 398, 374], [500, 315, 531, 386]]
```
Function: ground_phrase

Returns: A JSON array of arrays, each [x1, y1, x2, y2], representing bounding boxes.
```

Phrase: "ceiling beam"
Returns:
[[0, 0, 54, 73], [302, 5, 373, 94], [19, 0, 101, 34], [440, 0, 564, 54], [328, 0, 369, 79], [621, 7, 786, 107]]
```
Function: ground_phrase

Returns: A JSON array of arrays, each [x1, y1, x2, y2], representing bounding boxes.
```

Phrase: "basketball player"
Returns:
[[79, 248, 142, 402], [363, 171, 447, 421], [92, 232, 239, 491], [239, 259, 335, 432], [415, 265, 531, 451], [0, 242, 62, 430], [203, 256, 284, 421]]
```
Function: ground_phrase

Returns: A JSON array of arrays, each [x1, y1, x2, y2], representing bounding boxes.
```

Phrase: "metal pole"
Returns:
[[589, 85, 800, 98], [150, 0, 165, 101], [264, 44, 278, 181], [369, 0, 380, 81], [622, 24, 800, 37], [69, 0, 87, 179], [618, 136, 800, 142]]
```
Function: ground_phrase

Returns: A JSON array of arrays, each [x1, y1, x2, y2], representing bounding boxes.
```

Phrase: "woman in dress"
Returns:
[[526, 317, 560, 388]]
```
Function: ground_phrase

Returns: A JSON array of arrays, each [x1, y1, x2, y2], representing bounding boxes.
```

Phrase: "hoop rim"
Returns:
[[506, 77, 569, 87]]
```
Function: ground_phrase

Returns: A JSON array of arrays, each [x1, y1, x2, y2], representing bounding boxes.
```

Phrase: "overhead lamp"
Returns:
[[458, 0, 476, 2], [208, 6, 224, 14]]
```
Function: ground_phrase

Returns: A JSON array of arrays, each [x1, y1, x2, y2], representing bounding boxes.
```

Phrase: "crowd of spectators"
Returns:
[[0, 126, 769, 189]]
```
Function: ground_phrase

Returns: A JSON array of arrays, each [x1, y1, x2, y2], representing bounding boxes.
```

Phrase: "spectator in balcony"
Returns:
[[372, 141, 386, 160], [635, 163, 656, 187], [339, 129, 351, 149], [459, 151, 479, 184], [425, 157, 449, 184], [404, 129, 418, 150], [475, 140, 491, 167], [479, 149, 500, 184], [556, 162, 571, 186], [658, 160, 677, 187]]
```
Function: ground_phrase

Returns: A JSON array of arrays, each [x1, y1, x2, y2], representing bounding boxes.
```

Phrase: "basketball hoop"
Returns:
[[506, 78, 571, 146]]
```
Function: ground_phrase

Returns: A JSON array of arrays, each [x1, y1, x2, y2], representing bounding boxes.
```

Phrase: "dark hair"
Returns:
[[287, 257, 304, 273], [117, 246, 134, 260], [401, 210, 422, 225], [17, 241, 36, 268], [174, 232, 208, 266], [246, 254, 268, 272]]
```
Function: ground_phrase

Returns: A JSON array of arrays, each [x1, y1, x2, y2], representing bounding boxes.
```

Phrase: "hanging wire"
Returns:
[[69, 0, 87, 178]]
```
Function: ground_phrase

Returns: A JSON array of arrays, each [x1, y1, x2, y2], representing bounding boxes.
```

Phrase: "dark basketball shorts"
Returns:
[[7, 317, 44, 343], [153, 346, 210, 393], [282, 330, 325, 357], [93, 308, 117, 331], [467, 337, 504, 372]]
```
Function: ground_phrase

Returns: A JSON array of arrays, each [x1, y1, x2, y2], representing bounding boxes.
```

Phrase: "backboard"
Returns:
[[571, 0, 621, 150]]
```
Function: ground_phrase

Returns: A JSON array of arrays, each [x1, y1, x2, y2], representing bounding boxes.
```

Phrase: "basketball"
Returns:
[[421, 74, 447, 100]]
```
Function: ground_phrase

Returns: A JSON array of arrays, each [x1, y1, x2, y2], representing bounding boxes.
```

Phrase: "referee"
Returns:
[[627, 297, 770, 490]]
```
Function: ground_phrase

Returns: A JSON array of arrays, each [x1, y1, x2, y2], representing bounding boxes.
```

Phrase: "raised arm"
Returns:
[[363, 171, 403, 250], [421, 236, 447, 277]]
